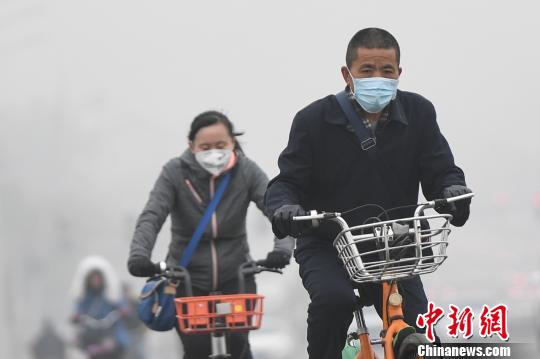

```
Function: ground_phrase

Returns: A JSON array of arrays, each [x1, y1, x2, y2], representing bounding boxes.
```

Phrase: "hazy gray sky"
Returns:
[[2, 1, 539, 358]]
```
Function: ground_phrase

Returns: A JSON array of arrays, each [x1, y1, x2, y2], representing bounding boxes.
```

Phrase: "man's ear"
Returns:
[[398, 67, 403, 76], [341, 66, 352, 88], [188, 140, 195, 152]]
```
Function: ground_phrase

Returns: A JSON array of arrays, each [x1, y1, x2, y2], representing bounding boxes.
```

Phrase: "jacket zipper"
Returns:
[[185, 179, 203, 204], [209, 177, 219, 291]]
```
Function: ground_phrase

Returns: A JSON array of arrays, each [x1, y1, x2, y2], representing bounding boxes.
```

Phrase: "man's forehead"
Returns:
[[354, 47, 398, 64]]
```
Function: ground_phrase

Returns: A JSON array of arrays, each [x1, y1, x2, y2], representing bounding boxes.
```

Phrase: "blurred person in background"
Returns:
[[31, 319, 66, 359], [120, 283, 147, 359], [71, 256, 130, 359], [127, 110, 295, 359]]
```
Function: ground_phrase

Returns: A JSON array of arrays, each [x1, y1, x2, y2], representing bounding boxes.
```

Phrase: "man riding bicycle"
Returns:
[[264, 28, 472, 359]]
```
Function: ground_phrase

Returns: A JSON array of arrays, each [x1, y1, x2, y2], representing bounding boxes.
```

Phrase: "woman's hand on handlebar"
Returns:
[[127, 256, 164, 277], [259, 250, 291, 269]]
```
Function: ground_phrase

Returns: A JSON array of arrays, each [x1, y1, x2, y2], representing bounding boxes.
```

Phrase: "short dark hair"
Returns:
[[188, 110, 244, 152], [346, 28, 400, 68]]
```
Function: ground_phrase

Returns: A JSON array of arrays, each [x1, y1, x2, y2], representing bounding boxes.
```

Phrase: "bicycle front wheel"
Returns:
[[395, 333, 429, 359]]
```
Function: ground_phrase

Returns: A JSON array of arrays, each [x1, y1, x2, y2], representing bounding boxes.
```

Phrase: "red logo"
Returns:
[[416, 301, 445, 342], [479, 304, 509, 341], [447, 304, 474, 339], [416, 302, 509, 341]]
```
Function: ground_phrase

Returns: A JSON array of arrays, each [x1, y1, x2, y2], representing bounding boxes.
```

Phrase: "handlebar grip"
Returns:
[[264, 268, 283, 274], [445, 192, 474, 203], [292, 209, 318, 221], [251, 260, 283, 274], [433, 198, 449, 210], [293, 211, 340, 221], [432, 192, 474, 211], [238, 260, 282, 293]]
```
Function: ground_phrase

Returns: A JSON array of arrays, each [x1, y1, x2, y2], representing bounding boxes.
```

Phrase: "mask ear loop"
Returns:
[[346, 67, 356, 94]]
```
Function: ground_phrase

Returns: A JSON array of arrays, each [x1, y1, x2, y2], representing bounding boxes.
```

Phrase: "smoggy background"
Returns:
[[1, 0, 539, 358]]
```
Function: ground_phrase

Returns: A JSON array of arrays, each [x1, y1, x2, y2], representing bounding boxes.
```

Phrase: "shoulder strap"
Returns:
[[179, 171, 232, 267], [335, 90, 407, 207], [335, 91, 377, 150]]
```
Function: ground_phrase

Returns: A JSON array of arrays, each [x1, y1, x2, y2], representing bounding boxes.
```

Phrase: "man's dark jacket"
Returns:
[[264, 90, 467, 242]]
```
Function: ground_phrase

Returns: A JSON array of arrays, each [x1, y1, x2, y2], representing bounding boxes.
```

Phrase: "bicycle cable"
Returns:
[[341, 203, 390, 221], [342, 202, 423, 222], [375, 203, 422, 220]]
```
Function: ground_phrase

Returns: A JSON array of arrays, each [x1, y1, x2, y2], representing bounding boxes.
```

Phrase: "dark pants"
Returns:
[[175, 277, 256, 359], [295, 240, 430, 359]]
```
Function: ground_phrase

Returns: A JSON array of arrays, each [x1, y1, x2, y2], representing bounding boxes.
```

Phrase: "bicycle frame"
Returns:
[[345, 276, 410, 359]]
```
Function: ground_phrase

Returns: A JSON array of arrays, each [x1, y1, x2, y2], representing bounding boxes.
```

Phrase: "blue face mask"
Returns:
[[348, 70, 399, 113]]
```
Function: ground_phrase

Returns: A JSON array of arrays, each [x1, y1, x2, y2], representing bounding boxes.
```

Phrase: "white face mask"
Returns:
[[194, 149, 233, 176]]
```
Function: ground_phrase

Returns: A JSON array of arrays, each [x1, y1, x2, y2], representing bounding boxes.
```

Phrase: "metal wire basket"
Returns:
[[333, 213, 452, 283]]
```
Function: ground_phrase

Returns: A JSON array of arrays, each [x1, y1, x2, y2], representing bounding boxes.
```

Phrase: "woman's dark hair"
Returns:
[[188, 111, 244, 152]]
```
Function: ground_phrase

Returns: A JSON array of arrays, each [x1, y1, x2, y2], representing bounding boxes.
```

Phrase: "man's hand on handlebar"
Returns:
[[271, 204, 311, 239], [438, 185, 472, 227], [127, 256, 163, 277]]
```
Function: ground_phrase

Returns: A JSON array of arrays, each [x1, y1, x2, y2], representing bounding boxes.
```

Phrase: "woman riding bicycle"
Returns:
[[127, 110, 294, 359]]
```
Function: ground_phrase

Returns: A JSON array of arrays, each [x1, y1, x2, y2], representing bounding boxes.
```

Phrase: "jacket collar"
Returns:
[[326, 88, 408, 126]]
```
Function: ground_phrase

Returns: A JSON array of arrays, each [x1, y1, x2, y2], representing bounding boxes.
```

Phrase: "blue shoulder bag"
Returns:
[[137, 171, 232, 331]]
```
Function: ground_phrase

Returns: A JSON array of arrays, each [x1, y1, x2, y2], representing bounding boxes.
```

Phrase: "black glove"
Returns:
[[271, 204, 310, 239], [439, 185, 472, 227], [127, 256, 161, 277], [262, 250, 291, 269]]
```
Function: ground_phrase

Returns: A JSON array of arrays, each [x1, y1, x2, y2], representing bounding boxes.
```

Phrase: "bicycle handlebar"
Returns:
[[157, 260, 282, 297], [237, 261, 283, 293], [292, 192, 475, 224], [428, 192, 474, 213], [291, 193, 474, 283]]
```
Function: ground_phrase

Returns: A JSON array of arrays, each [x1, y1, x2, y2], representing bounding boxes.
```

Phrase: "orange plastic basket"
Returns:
[[175, 293, 264, 334]]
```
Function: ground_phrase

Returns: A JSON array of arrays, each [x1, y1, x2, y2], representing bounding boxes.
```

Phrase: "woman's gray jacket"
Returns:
[[128, 150, 294, 291]]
